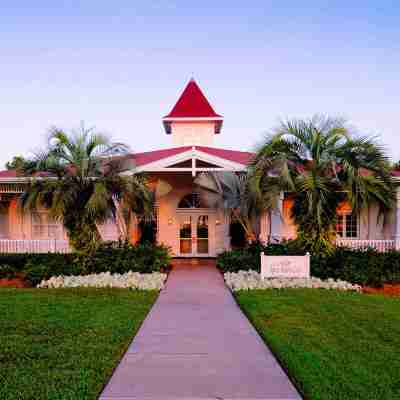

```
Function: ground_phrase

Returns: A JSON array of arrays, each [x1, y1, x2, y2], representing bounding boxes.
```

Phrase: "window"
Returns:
[[32, 212, 62, 239], [336, 212, 358, 238]]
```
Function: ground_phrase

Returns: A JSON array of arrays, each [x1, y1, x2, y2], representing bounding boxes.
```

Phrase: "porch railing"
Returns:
[[0, 239, 71, 254], [335, 239, 395, 252]]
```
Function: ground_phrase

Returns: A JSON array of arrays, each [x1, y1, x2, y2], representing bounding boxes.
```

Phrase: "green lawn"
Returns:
[[0, 288, 157, 400], [236, 290, 400, 400]]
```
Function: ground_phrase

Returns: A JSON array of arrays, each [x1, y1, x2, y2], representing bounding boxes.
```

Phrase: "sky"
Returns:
[[1, 1, 399, 168]]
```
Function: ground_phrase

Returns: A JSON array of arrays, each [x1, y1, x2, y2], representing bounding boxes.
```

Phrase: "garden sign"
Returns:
[[261, 253, 310, 279]]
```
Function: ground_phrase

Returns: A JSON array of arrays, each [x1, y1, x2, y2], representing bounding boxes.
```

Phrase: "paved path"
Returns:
[[100, 263, 301, 400]]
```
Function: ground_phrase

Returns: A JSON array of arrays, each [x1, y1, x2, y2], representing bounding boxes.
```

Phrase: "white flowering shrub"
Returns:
[[37, 271, 167, 290], [224, 270, 361, 292]]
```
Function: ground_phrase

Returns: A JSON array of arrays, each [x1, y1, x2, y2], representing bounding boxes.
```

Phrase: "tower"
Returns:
[[162, 79, 223, 146]]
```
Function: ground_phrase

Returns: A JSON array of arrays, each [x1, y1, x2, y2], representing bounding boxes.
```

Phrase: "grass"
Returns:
[[235, 289, 400, 400], [0, 288, 158, 400]]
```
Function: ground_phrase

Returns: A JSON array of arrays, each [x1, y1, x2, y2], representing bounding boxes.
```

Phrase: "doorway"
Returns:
[[178, 212, 214, 257]]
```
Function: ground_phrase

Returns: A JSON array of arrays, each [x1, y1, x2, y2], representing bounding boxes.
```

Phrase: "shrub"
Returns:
[[217, 249, 260, 273], [0, 264, 18, 280], [37, 271, 167, 290], [216, 241, 303, 273], [0, 242, 172, 286], [224, 270, 361, 292], [216, 242, 400, 287], [0, 254, 76, 283], [24, 259, 83, 287], [78, 241, 172, 275], [380, 251, 400, 283], [311, 248, 400, 287], [0, 254, 29, 272]]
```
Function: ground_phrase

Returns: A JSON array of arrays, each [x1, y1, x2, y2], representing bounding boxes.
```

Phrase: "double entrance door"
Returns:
[[178, 212, 214, 257]]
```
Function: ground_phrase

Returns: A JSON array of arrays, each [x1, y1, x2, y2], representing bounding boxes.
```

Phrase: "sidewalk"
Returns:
[[100, 263, 301, 399]]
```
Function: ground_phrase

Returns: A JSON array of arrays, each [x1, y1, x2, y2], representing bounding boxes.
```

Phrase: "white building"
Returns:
[[0, 79, 398, 254]]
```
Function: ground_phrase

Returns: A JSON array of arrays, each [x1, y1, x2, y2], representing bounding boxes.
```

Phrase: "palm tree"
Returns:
[[250, 115, 397, 253], [20, 124, 153, 253], [194, 171, 263, 243]]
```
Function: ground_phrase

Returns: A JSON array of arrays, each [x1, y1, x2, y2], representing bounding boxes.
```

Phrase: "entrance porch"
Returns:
[[152, 173, 230, 257]]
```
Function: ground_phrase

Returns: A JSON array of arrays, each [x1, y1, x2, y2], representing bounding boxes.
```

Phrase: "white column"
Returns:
[[269, 192, 284, 243], [191, 146, 196, 177], [223, 214, 231, 250], [395, 188, 400, 250]]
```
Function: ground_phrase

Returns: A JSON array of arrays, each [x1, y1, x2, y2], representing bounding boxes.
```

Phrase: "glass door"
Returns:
[[178, 213, 211, 256], [179, 215, 193, 255], [196, 215, 209, 255]]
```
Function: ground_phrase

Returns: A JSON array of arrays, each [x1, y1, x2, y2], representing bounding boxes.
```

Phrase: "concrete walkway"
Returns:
[[100, 263, 301, 400]]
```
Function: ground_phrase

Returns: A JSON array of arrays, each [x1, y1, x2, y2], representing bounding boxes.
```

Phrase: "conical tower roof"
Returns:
[[163, 79, 222, 119]]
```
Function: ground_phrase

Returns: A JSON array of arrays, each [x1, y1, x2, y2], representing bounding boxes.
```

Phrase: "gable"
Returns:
[[119, 146, 253, 178], [195, 159, 222, 168], [167, 160, 193, 168]]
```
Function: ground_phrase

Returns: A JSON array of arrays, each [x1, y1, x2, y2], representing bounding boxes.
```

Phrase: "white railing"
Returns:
[[335, 239, 395, 252], [0, 239, 71, 253], [0, 183, 25, 193]]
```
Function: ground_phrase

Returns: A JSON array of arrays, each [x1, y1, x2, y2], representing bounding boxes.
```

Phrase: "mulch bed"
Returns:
[[0, 273, 30, 288], [363, 284, 400, 297]]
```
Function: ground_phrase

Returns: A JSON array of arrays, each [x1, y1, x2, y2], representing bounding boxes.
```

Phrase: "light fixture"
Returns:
[[216, 219, 221, 226], [168, 218, 173, 225]]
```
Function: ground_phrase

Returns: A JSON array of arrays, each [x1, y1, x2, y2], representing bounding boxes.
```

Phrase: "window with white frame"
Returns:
[[32, 212, 62, 239], [336, 212, 358, 238]]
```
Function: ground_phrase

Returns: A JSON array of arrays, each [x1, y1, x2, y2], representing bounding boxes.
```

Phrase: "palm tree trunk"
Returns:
[[66, 218, 102, 254], [113, 198, 128, 240]]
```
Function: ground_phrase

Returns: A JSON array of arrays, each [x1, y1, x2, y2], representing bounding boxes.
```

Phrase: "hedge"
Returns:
[[0, 242, 172, 286], [216, 242, 400, 287], [216, 242, 302, 273]]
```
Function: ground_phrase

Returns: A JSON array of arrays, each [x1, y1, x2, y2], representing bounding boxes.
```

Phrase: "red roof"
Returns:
[[130, 146, 253, 167], [163, 79, 222, 119], [132, 147, 192, 166], [0, 170, 17, 178], [3, 158, 399, 177], [0, 148, 253, 178], [196, 146, 253, 165]]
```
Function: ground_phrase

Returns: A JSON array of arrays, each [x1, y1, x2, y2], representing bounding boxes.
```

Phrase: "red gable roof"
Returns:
[[163, 79, 222, 119], [196, 146, 253, 165], [132, 147, 192, 166], [129, 146, 253, 167], [0, 148, 253, 178]]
